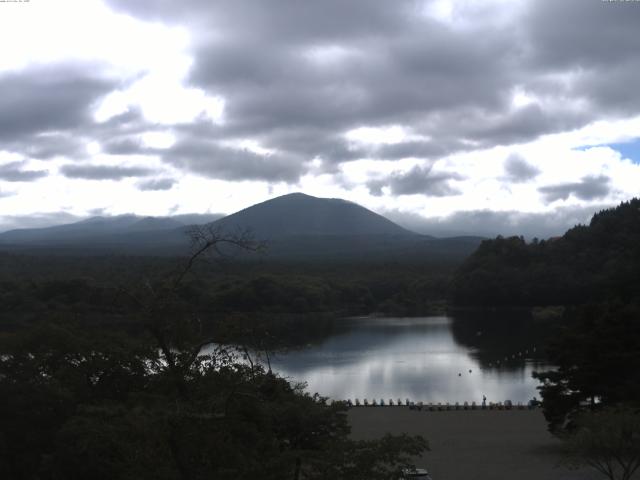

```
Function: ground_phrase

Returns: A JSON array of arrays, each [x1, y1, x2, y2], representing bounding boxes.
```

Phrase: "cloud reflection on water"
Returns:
[[270, 316, 548, 403]]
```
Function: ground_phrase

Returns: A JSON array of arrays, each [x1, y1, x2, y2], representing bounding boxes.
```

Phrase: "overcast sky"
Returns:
[[1, 0, 639, 237]]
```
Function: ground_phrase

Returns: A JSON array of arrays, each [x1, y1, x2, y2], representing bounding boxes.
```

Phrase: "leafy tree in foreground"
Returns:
[[561, 407, 640, 480], [0, 226, 427, 479], [533, 302, 640, 433]]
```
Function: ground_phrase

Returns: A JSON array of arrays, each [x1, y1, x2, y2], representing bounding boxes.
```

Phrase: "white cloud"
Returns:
[[345, 125, 410, 145], [141, 131, 176, 150], [0, 0, 225, 126], [86, 141, 101, 156], [94, 65, 225, 125], [0, 0, 189, 77], [345, 125, 430, 148]]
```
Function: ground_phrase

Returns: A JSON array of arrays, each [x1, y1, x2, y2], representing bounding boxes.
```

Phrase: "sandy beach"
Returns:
[[349, 407, 601, 480]]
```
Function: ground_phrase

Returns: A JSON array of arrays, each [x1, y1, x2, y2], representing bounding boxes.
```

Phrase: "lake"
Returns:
[[263, 314, 553, 404]]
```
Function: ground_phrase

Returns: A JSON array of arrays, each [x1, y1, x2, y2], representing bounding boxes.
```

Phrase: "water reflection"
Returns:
[[267, 315, 552, 403]]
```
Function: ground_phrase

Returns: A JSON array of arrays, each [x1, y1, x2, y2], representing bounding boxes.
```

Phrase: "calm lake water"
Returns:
[[265, 314, 552, 404]]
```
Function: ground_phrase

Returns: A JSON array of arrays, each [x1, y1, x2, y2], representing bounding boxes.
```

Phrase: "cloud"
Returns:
[[0, 211, 84, 234], [373, 140, 464, 161], [164, 138, 305, 182], [367, 165, 463, 197], [89, 0, 637, 200], [102, 137, 145, 156], [60, 164, 155, 180], [87, 207, 107, 216], [503, 153, 540, 183], [538, 175, 611, 204], [0, 161, 48, 182], [384, 204, 610, 240], [524, 0, 640, 117], [136, 178, 176, 191], [0, 64, 118, 150]]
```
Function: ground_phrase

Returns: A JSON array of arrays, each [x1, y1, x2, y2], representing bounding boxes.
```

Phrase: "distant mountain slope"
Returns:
[[0, 214, 223, 245], [211, 193, 416, 238], [451, 198, 640, 306], [0, 193, 482, 262]]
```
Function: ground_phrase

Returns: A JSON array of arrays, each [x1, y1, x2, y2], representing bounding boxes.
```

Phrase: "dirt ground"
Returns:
[[348, 407, 602, 480]]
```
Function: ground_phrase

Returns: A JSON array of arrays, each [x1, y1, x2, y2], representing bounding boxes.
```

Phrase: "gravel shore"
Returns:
[[348, 407, 601, 480]]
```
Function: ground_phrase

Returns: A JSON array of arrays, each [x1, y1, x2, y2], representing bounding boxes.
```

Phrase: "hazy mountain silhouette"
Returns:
[[0, 193, 482, 260], [211, 193, 416, 238], [0, 214, 222, 245]]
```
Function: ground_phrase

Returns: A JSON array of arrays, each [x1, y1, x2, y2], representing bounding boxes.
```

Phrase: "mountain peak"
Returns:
[[213, 193, 414, 238]]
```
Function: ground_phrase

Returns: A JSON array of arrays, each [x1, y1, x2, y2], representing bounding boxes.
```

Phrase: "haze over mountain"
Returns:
[[0, 193, 482, 260]]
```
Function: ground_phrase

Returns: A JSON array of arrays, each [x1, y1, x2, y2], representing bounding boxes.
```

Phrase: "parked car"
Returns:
[[401, 467, 433, 479]]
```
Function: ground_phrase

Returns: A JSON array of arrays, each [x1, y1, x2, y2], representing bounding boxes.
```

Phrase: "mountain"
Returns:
[[0, 214, 223, 245], [210, 192, 416, 238], [0, 193, 482, 261], [203, 193, 483, 261], [171, 213, 224, 225]]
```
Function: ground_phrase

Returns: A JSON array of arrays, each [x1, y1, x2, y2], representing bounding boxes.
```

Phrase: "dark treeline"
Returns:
[[451, 198, 640, 307], [0, 252, 454, 335]]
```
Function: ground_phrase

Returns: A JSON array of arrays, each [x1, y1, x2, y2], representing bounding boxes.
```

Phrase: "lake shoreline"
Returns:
[[348, 407, 598, 480]]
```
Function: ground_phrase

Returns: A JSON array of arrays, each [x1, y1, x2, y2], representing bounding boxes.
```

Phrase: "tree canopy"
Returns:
[[0, 227, 427, 479], [451, 198, 640, 307]]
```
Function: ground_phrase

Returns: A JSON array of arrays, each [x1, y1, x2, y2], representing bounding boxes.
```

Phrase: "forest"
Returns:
[[2, 200, 640, 478], [0, 228, 433, 479], [451, 198, 640, 307]]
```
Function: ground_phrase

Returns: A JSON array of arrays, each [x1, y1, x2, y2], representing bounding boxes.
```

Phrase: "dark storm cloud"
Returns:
[[525, 0, 640, 115], [367, 166, 463, 197], [503, 154, 540, 183], [0, 64, 156, 167], [188, 25, 522, 159], [526, 0, 640, 70], [0, 64, 117, 146], [136, 178, 176, 191], [573, 59, 640, 115], [106, 0, 407, 41], [463, 104, 589, 147], [374, 141, 461, 161], [165, 139, 305, 182], [7, 134, 88, 161], [384, 204, 609, 240], [538, 175, 611, 204], [60, 164, 155, 180], [0, 161, 48, 182], [102, 137, 146, 156]]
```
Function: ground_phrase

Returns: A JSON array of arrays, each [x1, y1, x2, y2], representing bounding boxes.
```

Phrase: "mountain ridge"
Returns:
[[0, 193, 482, 260], [210, 192, 418, 239]]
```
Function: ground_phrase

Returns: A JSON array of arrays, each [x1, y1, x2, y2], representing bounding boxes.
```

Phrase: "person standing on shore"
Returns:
[[482, 395, 487, 407]]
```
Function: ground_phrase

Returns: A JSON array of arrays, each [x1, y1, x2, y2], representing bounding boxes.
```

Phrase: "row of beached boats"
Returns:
[[341, 398, 540, 410]]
